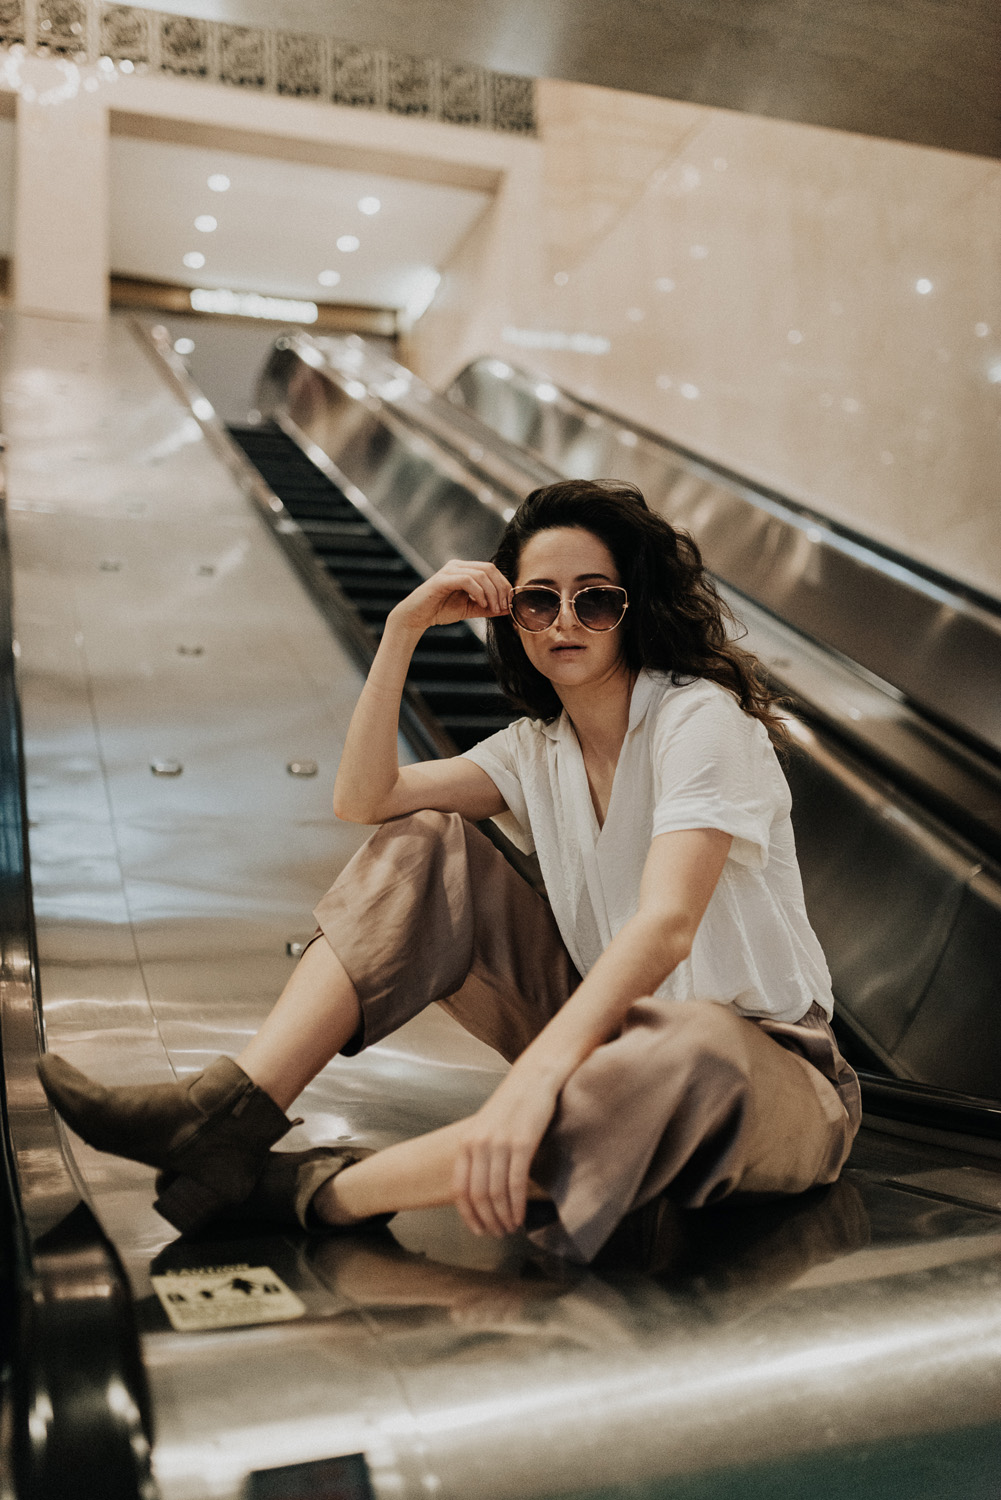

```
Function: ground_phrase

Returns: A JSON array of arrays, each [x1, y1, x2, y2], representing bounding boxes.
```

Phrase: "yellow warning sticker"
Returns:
[[151, 1265, 306, 1331]]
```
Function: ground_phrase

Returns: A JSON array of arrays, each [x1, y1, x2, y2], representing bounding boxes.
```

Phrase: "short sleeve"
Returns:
[[461, 722, 536, 854], [650, 685, 787, 870]]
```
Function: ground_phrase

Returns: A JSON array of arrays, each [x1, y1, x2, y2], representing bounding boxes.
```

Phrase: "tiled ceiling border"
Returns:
[[0, 0, 536, 133]]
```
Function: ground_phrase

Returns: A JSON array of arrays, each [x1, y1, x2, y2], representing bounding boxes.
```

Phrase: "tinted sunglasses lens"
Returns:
[[512, 589, 560, 631], [574, 588, 626, 630]]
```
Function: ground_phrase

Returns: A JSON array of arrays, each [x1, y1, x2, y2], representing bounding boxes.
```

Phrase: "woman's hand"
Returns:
[[389, 559, 512, 637], [452, 1071, 559, 1238]]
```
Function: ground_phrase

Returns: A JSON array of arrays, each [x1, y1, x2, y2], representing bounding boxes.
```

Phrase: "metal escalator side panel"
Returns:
[[0, 479, 155, 1500], [448, 357, 1001, 765]]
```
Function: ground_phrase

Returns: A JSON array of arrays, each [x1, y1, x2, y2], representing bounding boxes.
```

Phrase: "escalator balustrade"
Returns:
[[228, 424, 515, 752]]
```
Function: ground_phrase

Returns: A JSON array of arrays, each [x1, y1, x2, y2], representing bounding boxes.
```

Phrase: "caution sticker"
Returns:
[[151, 1264, 306, 1331]]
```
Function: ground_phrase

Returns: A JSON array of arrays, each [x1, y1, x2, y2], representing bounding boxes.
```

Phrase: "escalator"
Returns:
[[237, 327, 1001, 1110], [5, 310, 1001, 1500], [226, 425, 512, 753]]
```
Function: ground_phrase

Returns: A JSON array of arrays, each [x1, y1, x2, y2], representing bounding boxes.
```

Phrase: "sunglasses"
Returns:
[[509, 585, 629, 633]]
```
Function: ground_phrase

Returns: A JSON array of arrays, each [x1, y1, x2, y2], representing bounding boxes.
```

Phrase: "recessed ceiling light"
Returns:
[[337, 235, 360, 253], [207, 174, 230, 192], [915, 278, 933, 294], [318, 270, 341, 287], [173, 337, 195, 355], [183, 251, 205, 269], [195, 215, 218, 233], [358, 196, 381, 215]]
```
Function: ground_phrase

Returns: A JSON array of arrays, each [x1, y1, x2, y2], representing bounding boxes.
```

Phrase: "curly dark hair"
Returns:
[[487, 478, 788, 743]]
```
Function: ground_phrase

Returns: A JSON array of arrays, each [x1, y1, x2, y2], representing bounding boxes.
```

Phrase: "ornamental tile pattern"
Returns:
[[0, 0, 24, 48], [36, 0, 86, 55], [100, 2, 146, 63], [159, 13, 208, 78], [441, 62, 487, 126], [385, 51, 433, 116], [331, 44, 380, 110], [275, 29, 327, 98], [0, 1, 535, 134], [218, 23, 266, 90]]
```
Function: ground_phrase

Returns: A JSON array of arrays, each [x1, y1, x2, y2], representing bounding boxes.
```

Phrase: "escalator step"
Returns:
[[297, 523, 388, 546], [228, 423, 516, 752], [409, 649, 495, 681], [316, 554, 415, 577]]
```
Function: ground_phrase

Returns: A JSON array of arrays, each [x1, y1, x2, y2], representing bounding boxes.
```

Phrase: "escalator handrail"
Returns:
[[0, 447, 155, 1499], [452, 357, 1001, 625], [448, 356, 1001, 768]]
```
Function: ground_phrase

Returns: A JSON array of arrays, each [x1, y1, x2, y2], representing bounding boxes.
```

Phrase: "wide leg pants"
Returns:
[[313, 811, 861, 1263]]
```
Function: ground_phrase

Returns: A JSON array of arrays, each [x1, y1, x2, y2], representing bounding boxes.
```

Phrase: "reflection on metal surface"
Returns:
[[449, 357, 1001, 767], [256, 331, 1001, 1108], [7, 312, 1001, 1500]]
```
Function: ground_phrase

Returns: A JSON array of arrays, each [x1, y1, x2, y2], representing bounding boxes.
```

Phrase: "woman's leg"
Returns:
[[311, 1119, 548, 1226], [236, 938, 361, 1112]]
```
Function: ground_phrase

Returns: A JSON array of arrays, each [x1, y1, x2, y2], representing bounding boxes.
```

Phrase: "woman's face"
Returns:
[[513, 526, 629, 694]]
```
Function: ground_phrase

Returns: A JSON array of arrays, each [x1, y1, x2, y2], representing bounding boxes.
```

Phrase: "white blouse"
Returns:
[[462, 670, 834, 1022]]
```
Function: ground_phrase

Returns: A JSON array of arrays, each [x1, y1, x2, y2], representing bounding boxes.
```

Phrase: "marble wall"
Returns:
[[413, 80, 1001, 601]]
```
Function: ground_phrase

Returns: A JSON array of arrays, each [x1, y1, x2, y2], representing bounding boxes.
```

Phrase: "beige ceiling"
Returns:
[[0, 119, 491, 309], [108, 134, 491, 308]]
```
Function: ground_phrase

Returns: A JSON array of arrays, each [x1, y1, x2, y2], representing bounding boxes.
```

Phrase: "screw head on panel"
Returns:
[[151, 760, 183, 777], [287, 760, 318, 777]]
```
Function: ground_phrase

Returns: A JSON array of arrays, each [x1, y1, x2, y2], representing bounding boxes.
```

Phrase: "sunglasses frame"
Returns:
[[509, 584, 629, 634]]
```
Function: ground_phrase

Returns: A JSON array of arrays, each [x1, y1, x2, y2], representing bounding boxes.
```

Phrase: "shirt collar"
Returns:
[[540, 669, 664, 742]]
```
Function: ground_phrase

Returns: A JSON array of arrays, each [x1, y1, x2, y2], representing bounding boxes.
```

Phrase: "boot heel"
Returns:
[[153, 1172, 226, 1233]]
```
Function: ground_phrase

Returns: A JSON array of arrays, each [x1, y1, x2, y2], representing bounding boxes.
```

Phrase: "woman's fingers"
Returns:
[[453, 1138, 531, 1238], [392, 560, 511, 634], [468, 1143, 508, 1238], [434, 561, 511, 620]]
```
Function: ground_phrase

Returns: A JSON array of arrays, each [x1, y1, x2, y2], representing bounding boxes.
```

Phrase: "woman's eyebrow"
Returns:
[[521, 572, 616, 586]]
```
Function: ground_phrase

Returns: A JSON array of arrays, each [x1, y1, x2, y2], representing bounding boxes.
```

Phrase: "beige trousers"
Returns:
[[313, 811, 861, 1262]]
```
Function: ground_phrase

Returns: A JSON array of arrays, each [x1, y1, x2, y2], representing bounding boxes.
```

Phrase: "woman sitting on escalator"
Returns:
[[38, 478, 860, 1263]]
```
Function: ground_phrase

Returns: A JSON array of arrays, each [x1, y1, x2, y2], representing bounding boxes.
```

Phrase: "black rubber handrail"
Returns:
[[0, 460, 156, 1499], [858, 1072, 1001, 1141]]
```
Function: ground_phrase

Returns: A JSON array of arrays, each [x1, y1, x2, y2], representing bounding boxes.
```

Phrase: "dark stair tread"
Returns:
[[227, 422, 512, 757]]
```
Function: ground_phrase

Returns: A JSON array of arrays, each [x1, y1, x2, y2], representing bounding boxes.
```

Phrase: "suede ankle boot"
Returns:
[[37, 1053, 296, 1232], [157, 1145, 390, 1233]]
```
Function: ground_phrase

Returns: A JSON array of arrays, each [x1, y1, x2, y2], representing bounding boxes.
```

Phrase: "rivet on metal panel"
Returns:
[[99, 559, 122, 572], [177, 645, 204, 656], [287, 760, 318, 777], [151, 760, 183, 777]]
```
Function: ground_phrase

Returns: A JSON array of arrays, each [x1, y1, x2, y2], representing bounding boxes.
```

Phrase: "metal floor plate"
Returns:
[[6, 311, 1001, 1500]]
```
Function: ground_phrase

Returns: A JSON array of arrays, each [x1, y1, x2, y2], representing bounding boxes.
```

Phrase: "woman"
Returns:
[[38, 480, 860, 1263]]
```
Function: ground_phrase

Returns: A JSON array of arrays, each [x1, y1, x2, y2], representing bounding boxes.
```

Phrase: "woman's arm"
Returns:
[[333, 559, 512, 825], [452, 825, 733, 1237]]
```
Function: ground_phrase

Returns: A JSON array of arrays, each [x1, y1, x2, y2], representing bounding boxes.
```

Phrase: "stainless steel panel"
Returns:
[[256, 331, 1001, 1106], [8, 311, 1001, 1500], [449, 357, 1001, 765]]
